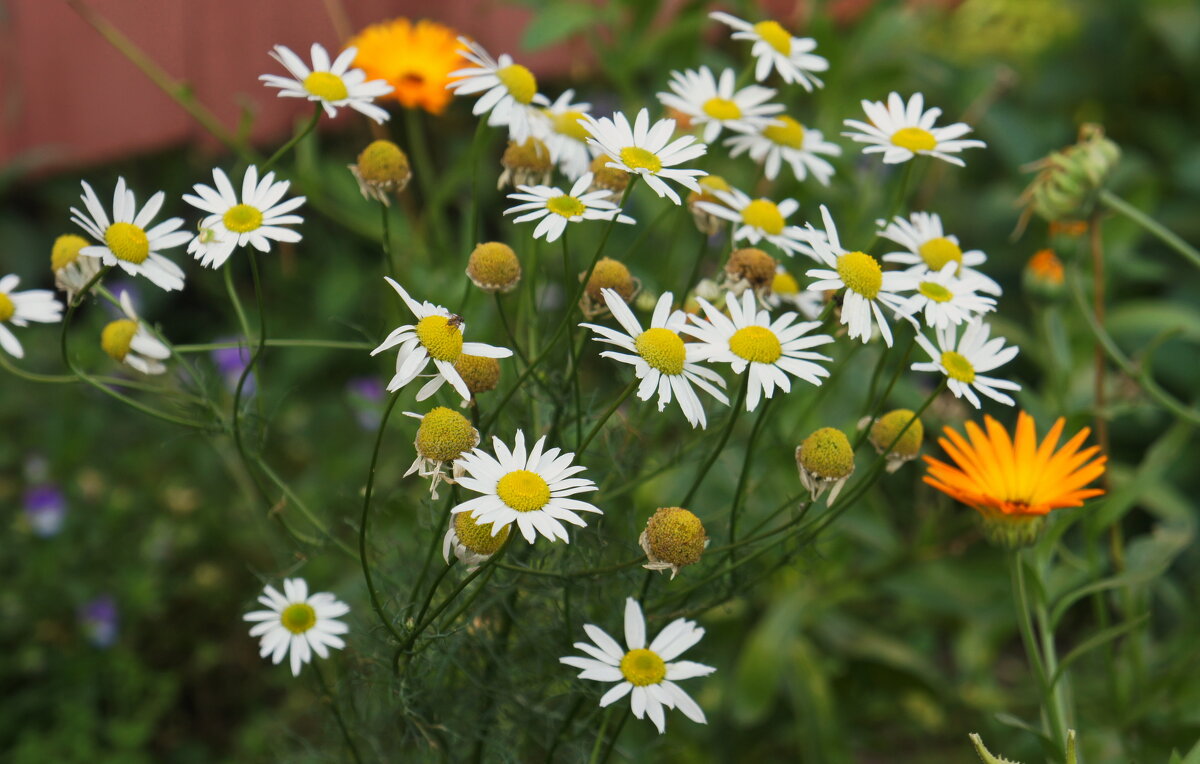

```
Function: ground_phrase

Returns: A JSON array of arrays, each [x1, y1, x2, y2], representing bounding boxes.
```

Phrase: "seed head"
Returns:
[[639, 507, 708, 579], [466, 242, 521, 293], [350, 140, 412, 204]]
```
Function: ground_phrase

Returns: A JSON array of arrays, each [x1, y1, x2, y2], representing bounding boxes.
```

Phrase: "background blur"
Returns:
[[3, 0, 1199, 761]]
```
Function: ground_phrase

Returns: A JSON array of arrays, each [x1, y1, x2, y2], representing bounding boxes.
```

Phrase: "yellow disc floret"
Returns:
[[635, 328, 686, 375], [798, 427, 855, 479], [223, 204, 263, 234], [100, 319, 138, 361], [0, 293, 14, 323], [280, 602, 317, 634], [585, 257, 636, 303], [104, 222, 150, 264], [754, 20, 792, 54], [741, 199, 786, 236], [836, 251, 883, 299], [416, 406, 478, 462], [415, 315, 464, 362], [453, 511, 510, 555], [891, 126, 938, 153], [52, 234, 89, 272], [620, 648, 666, 686], [495, 469, 551, 512], [941, 350, 975, 383], [356, 140, 412, 185], [917, 281, 953, 303], [454, 354, 501, 394], [551, 109, 590, 141], [869, 409, 924, 459], [763, 116, 805, 148], [619, 146, 663, 174], [729, 325, 783, 364], [702, 97, 742, 121], [303, 71, 349, 101], [466, 242, 521, 293], [546, 195, 587, 218], [772, 270, 800, 295], [644, 507, 707, 567], [496, 64, 537, 104], [918, 237, 963, 272]]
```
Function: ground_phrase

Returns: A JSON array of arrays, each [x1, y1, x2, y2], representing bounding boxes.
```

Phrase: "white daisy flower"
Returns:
[[765, 265, 825, 320], [183, 166, 305, 270], [243, 578, 349, 677], [259, 43, 393, 123], [443, 511, 511, 570], [503, 173, 634, 243], [912, 320, 1021, 408], [69, 178, 190, 292], [877, 211, 1002, 295], [582, 108, 708, 205], [0, 274, 62, 359], [695, 187, 813, 257], [100, 291, 170, 375], [804, 205, 908, 346], [560, 597, 714, 734], [842, 92, 985, 167], [536, 90, 596, 180], [656, 66, 783, 143], [50, 234, 103, 302], [709, 12, 829, 90], [684, 290, 834, 412], [724, 116, 841, 185], [891, 263, 997, 330], [448, 38, 550, 143], [452, 430, 601, 544], [580, 289, 728, 429], [370, 278, 513, 402]]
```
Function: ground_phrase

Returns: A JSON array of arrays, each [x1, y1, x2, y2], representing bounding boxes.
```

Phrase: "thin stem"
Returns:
[[232, 252, 268, 489], [405, 107, 448, 253], [380, 202, 398, 277], [1088, 213, 1112, 494], [865, 159, 918, 251], [0, 351, 196, 394], [359, 391, 405, 644], [1100, 189, 1200, 269], [681, 375, 748, 507], [465, 118, 490, 253], [680, 231, 709, 299], [261, 104, 322, 173], [578, 379, 637, 454], [728, 394, 773, 588], [311, 663, 364, 764], [253, 456, 359, 560], [174, 338, 373, 353], [494, 292, 530, 365], [1009, 551, 1067, 756], [562, 232, 584, 448], [588, 707, 615, 764]]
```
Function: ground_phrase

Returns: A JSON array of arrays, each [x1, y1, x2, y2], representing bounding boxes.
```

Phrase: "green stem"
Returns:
[[494, 292, 530, 366], [1009, 551, 1067, 757], [681, 374, 748, 507], [0, 351, 197, 395], [465, 117, 490, 252], [174, 338, 373, 353], [680, 230, 709, 299], [380, 202, 398, 277], [1099, 189, 1200, 269], [261, 104, 321, 173], [728, 394, 773, 587], [405, 107, 448, 254], [311, 662, 364, 764], [231, 252, 268, 491], [578, 379, 638, 454], [253, 456, 359, 560], [865, 159, 918, 251], [562, 231, 584, 448], [359, 391, 405, 644]]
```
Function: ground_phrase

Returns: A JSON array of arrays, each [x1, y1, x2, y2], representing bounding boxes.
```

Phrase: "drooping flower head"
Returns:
[[725, 115, 841, 185], [842, 92, 985, 166], [243, 578, 349, 676], [709, 12, 829, 90], [348, 18, 465, 114], [582, 108, 708, 205], [260, 43, 394, 123], [99, 291, 170, 375], [183, 166, 305, 269], [656, 66, 784, 143]]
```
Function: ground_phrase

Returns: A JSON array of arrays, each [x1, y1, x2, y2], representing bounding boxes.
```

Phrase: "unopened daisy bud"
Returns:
[[1023, 248, 1065, 301], [466, 242, 521, 293], [350, 140, 412, 205], [1020, 123, 1120, 223], [443, 511, 511, 569], [498, 137, 553, 190], [581, 257, 638, 318], [454, 353, 501, 397], [51, 233, 101, 300], [686, 175, 732, 236], [405, 407, 480, 498], [588, 155, 629, 196], [796, 427, 855, 504], [868, 409, 924, 472], [639, 507, 709, 579], [722, 247, 777, 294]]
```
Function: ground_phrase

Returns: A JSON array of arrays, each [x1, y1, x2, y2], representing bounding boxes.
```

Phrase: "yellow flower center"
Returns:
[[0, 293, 14, 323], [104, 222, 150, 264], [280, 603, 317, 634], [620, 648, 666, 686], [303, 71, 349, 101], [619, 146, 663, 173], [836, 251, 883, 299], [941, 350, 975, 383], [546, 195, 587, 218], [645, 506, 707, 567], [741, 199, 786, 235], [890, 126, 937, 153], [495, 469, 551, 513], [798, 427, 855, 479], [416, 406, 478, 462], [763, 116, 805, 148], [551, 109, 590, 141], [729, 325, 782, 364], [772, 270, 799, 295], [635, 328, 686, 375], [222, 204, 263, 234], [918, 237, 963, 272], [917, 281, 953, 303], [52, 234, 89, 271], [100, 319, 138, 361], [415, 315, 464, 362], [753, 20, 792, 55], [453, 511, 510, 556], [702, 97, 742, 121], [496, 64, 537, 105]]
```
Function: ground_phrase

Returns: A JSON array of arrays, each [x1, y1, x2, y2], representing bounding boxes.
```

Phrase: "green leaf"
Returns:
[[521, 3, 599, 51], [969, 732, 1024, 764], [1049, 613, 1151, 688]]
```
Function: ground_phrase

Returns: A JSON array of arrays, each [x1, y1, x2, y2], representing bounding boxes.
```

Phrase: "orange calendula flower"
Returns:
[[349, 18, 465, 115], [924, 412, 1106, 547]]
